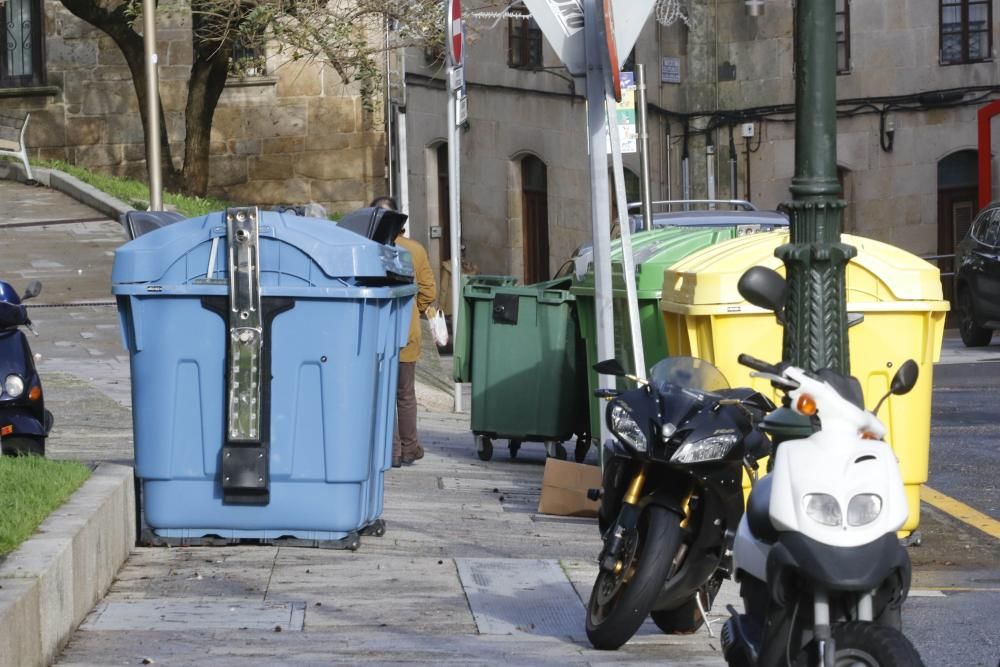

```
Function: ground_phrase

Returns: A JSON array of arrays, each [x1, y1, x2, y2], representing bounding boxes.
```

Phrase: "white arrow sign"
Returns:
[[521, 0, 654, 75]]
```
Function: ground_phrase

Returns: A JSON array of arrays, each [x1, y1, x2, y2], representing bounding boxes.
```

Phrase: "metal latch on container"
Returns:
[[221, 206, 269, 505]]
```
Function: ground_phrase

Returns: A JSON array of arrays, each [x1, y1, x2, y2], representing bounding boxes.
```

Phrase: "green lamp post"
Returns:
[[777, 0, 856, 374]]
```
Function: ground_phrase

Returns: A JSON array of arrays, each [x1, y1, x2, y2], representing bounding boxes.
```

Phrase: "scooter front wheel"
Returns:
[[1, 435, 45, 457], [586, 505, 681, 650]]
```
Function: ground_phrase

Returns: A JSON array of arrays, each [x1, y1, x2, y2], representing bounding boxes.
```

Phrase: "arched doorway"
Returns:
[[938, 150, 979, 303], [521, 155, 549, 283], [436, 142, 451, 263]]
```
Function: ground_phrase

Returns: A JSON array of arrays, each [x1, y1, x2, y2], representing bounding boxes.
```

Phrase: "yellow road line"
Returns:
[[921, 486, 1000, 541]]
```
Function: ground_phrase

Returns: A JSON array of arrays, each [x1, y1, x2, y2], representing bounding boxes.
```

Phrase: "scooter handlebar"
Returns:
[[737, 353, 780, 375]]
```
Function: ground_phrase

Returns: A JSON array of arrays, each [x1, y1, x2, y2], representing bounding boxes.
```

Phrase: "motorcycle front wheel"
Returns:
[[823, 622, 925, 667], [585, 505, 681, 650]]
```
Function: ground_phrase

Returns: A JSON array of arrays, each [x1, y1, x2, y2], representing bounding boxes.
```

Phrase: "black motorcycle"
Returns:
[[0, 279, 52, 456], [586, 356, 774, 650]]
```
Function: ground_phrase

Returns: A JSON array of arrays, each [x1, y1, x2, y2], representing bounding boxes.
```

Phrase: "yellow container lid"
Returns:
[[661, 232, 950, 315]]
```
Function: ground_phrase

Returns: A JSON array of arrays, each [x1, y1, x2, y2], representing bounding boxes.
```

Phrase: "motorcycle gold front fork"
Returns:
[[623, 462, 649, 505]]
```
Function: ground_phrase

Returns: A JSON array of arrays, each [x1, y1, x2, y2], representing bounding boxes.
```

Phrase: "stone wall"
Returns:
[[0, 2, 386, 213]]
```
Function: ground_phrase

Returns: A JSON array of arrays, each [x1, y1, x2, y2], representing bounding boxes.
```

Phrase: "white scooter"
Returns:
[[721, 267, 924, 667]]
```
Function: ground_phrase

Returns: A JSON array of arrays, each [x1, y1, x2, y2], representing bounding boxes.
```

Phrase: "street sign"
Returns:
[[448, 0, 464, 66], [606, 72, 637, 154], [450, 65, 465, 90], [456, 95, 468, 125], [522, 0, 654, 77], [602, 0, 621, 101]]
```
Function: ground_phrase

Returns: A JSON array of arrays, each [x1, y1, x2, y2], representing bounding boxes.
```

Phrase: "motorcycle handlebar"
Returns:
[[737, 353, 781, 375]]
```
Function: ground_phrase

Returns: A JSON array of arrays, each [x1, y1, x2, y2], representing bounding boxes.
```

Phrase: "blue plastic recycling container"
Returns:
[[112, 209, 416, 543]]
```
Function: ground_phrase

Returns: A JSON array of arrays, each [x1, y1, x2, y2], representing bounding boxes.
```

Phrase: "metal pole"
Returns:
[[637, 64, 653, 232], [142, 0, 162, 211], [448, 73, 463, 412], [608, 90, 646, 380], [779, 0, 854, 373], [729, 126, 738, 200], [706, 143, 716, 204], [384, 20, 394, 198], [584, 0, 614, 445], [664, 121, 672, 205]]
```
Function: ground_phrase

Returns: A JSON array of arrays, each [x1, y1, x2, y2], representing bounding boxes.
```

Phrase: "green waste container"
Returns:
[[453, 276, 588, 462], [571, 227, 754, 442]]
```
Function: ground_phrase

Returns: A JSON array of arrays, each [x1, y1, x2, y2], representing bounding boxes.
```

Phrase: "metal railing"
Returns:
[[919, 253, 956, 279]]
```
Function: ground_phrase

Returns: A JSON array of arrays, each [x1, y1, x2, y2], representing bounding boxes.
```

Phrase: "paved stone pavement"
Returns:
[[3, 178, 999, 666]]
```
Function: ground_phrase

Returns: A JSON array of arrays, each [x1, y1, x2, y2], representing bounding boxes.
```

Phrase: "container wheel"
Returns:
[[508, 440, 522, 459], [476, 435, 493, 461], [574, 437, 590, 463], [546, 441, 568, 460]]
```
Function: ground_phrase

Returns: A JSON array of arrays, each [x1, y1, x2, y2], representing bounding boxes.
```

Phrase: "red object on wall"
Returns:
[[978, 100, 1000, 210]]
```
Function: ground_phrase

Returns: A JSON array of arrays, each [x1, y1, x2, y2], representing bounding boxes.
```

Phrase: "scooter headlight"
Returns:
[[670, 434, 739, 464], [847, 493, 883, 527], [4, 374, 24, 398], [804, 493, 842, 527], [608, 401, 647, 452]]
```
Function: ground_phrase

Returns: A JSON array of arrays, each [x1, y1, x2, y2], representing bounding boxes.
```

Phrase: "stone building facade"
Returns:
[[0, 1, 386, 213], [397, 0, 1000, 291]]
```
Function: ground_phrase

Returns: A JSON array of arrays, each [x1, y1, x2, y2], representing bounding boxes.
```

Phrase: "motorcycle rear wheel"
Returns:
[[1, 435, 45, 457], [586, 505, 681, 650]]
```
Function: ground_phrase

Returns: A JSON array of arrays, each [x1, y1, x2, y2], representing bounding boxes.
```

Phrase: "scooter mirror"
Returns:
[[22, 281, 42, 300], [890, 359, 919, 396], [593, 359, 627, 377], [737, 267, 787, 321]]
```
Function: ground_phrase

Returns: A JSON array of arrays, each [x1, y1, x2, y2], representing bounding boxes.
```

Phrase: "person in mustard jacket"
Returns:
[[371, 196, 438, 468]]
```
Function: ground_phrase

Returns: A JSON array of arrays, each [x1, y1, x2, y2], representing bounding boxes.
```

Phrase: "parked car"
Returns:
[[955, 200, 1000, 347], [624, 199, 788, 235]]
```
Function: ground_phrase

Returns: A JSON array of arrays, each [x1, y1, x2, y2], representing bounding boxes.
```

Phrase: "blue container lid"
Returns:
[[112, 210, 414, 296]]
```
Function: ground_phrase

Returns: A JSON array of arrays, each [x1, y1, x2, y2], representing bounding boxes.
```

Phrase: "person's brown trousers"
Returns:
[[393, 361, 420, 459]]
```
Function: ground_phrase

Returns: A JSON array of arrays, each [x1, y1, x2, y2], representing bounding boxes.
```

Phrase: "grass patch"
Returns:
[[34, 159, 233, 218], [0, 456, 91, 557]]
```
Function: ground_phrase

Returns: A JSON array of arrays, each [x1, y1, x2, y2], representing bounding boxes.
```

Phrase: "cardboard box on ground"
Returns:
[[537, 459, 603, 517]]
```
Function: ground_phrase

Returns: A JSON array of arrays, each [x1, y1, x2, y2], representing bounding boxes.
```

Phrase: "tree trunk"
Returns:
[[179, 40, 233, 197], [57, 1, 181, 191]]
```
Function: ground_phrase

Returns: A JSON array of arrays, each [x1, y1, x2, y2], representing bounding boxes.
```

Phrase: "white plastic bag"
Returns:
[[428, 307, 449, 347]]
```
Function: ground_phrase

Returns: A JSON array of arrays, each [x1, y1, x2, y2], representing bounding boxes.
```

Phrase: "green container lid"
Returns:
[[570, 227, 738, 298]]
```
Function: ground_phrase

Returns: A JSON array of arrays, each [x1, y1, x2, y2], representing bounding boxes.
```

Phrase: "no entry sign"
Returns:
[[448, 0, 463, 66]]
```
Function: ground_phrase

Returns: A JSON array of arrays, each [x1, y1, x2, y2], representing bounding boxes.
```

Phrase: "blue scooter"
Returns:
[[0, 280, 52, 456]]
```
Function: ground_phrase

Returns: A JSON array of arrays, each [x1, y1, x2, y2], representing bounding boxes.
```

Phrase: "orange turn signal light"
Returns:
[[28, 386, 42, 401], [796, 394, 817, 416]]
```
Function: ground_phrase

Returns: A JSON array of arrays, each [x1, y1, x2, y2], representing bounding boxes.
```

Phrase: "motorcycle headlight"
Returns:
[[608, 401, 647, 452], [670, 433, 739, 464], [804, 493, 842, 527], [847, 493, 883, 527], [4, 374, 24, 398]]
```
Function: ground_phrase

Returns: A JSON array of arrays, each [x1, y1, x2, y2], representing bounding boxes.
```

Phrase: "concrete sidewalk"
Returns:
[[56, 421, 734, 666]]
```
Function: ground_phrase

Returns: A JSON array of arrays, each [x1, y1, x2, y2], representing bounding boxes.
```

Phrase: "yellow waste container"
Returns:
[[660, 232, 949, 533]]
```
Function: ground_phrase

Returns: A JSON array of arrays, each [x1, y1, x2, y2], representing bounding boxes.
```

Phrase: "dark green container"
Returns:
[[453, 276, 586, 461], [571, 227, 742, 441]]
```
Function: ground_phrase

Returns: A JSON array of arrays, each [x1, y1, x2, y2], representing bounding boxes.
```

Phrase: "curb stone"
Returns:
[[0, 160, 132, 222], [0, 463, 135, 667]]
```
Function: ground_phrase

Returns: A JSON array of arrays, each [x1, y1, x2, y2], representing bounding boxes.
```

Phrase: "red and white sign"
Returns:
[[447, 0, 464, 66]]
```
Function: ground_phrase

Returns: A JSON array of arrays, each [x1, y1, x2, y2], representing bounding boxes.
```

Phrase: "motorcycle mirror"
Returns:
[[22, 281, 42, 300], [593, 359, 627, 377], [737, 267, 787, 323], [890, 359, 919, 396], [872, 360, 919, 415]]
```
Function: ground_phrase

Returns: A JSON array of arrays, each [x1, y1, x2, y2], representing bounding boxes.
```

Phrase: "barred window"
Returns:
[[835, 0, 851, 74], [0, 0, 45, 88], [940, 0, 993, 64], [508, 7, 543, 70], [229, 36, 267, 78]]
